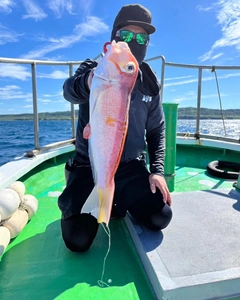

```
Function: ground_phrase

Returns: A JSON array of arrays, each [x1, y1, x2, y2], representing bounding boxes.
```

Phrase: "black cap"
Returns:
[[111, 4, 156, 40]]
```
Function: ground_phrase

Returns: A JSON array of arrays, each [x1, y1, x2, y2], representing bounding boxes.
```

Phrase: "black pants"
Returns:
[[58, 159, 172, 252]]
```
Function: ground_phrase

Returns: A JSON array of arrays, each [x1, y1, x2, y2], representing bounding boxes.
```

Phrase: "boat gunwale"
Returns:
[[1, 136, 239, 191], [0, 143, 75, 190], [177, 136, 240, 152]]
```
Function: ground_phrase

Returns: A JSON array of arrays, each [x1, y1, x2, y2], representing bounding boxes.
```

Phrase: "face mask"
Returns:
[[127, 40, 147, 65], [114, 37, 147, 65]]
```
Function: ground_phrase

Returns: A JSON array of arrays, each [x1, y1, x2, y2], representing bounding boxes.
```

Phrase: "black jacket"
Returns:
[[63, 59, 165, 176]]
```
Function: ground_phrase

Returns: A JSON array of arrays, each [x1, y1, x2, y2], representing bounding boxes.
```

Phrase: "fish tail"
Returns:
[[81, 186, 99, 219], [97, 180, 115, 226]]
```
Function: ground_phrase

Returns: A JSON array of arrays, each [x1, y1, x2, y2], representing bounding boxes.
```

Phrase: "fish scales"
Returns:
[[81, 40, 139, 225]]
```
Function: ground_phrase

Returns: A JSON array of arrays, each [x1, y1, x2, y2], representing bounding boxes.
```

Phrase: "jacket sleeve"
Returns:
[[63, 59, 98, 104], [146, 94, 165, 176]]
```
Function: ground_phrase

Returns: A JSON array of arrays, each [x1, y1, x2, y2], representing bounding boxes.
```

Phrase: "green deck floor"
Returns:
[[174, 165, 236, 193], [0, 158, 155, 300], [0, 155, 237, 300]]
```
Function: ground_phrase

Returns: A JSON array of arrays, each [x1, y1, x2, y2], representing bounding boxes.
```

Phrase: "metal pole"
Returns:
[[31, 63, 39, 149], [160, 57, 166, 102], [162, 103, 179, 192], [196, 68, 202, 134], [68, 64, 76, 138]]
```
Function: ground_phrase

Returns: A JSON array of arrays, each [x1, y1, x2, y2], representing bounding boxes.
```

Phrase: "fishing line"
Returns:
[[97, 223, 111, 288]]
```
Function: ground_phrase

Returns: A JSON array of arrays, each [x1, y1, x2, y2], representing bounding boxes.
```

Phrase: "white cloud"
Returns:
[[165, 78, 199, 87], [0, 85, 64, 110], [0, 63, 67, 82], [47, 0, 94, 18], [0, 0, 15, 13], [164, 72, 240, 87], [47, 0, 75, 18], [24, 98, 33, 103], [0, 24, 24, 45], [38, 70, 69, 79], [21, 16, 108, 59], [43, 92, 63, 98], [199, 51, 224, 62], [165, 75, 194, 82], [0, 85, 32, 100], [74, 16, 108, 36], [196, 5, 212, 12], [22, 0, 47, 21], [211, 53, 224, 60], [38, 99, 51, 103], [0, 63, 31, 80], [198, 0, 240, 62]]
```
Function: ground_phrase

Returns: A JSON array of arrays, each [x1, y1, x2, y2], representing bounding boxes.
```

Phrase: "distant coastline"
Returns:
[[0, 107, 240, 121]]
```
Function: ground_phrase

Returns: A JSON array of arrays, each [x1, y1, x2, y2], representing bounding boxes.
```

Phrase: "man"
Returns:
[[58, 4, 172, 252]]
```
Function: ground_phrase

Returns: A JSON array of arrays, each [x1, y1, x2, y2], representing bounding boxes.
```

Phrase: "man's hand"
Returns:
[[149, 174, 172, 206]]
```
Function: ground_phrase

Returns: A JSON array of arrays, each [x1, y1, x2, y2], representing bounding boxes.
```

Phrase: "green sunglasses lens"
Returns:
[[120, 30, 134, 42], [136, 33, 148, 45], [118, 30, 149, 45]]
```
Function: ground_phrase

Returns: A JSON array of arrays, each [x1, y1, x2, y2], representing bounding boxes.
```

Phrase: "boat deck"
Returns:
[[0, 154, 240, 299], [0, 156, 155, 300], [126, 167, 240, 300]]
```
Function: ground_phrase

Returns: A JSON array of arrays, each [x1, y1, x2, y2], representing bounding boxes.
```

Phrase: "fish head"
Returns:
[[103, 40, 139, 88]]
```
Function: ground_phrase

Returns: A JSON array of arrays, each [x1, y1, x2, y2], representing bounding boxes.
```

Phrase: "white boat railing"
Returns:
[[0, 57, 83, 150], [0, 55, 240, 153], [145, 55, 240, 141]]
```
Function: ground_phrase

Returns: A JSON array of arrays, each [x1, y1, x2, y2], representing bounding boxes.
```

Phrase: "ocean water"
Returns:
[[0, 120, 73, 166], [0, 119, 239, 167]]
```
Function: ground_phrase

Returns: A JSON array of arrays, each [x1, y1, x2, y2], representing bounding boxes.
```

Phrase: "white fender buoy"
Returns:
[[0, 189, 20, 220], [4, 188, 21, 207], [0, 226, 11, 256], [8, 181, 26, 199], [3, 209, 28, 238], [21, 194, 38, 220]]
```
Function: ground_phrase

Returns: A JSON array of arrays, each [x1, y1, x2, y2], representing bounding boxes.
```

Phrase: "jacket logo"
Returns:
[[142, 95, 152, 103]]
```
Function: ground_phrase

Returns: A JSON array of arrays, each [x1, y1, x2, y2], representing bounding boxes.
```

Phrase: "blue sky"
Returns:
[[0, 0, 240, 115]]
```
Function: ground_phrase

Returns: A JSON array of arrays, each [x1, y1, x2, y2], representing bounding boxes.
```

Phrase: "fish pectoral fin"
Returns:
[[81, 186, 98, 219], [83, 123, 91, 139]]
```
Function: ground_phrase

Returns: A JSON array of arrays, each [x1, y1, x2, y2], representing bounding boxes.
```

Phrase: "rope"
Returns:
[[97, 223, 111, 288], [211, 66, 227, 136]]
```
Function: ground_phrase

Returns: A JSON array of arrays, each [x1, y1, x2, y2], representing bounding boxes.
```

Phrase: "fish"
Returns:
[[81, 40, 139, 225]]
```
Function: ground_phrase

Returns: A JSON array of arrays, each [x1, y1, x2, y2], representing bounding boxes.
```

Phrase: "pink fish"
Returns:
[[81, 40, 139, 225]]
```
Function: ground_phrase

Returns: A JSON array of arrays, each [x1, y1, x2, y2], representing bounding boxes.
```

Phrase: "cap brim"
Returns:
[[116, 20, 156, 34]]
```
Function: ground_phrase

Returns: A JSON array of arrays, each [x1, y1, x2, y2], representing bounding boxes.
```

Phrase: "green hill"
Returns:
[[0, 107, 239, 121], [177, 107, 240, 119]]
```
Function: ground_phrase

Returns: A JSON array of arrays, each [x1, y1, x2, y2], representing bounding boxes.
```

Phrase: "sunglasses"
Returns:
[[115, 30, 149, 45]]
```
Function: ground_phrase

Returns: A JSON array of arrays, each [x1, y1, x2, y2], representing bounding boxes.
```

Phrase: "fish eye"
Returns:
[[126, 63, 136, 73]]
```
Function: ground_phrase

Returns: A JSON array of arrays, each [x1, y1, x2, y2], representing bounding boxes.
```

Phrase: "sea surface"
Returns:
[[0, 119, 240, 167]]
